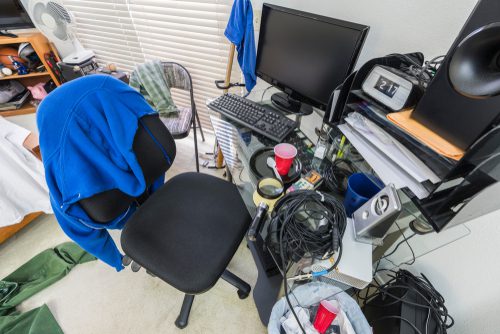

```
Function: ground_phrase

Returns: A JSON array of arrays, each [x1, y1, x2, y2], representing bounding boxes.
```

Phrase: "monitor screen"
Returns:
[[256, 4, 368, 109], [0, 0, 34, 30]]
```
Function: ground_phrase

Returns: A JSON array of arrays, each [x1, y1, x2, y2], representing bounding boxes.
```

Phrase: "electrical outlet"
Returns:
[[254, 10, 262, 29]]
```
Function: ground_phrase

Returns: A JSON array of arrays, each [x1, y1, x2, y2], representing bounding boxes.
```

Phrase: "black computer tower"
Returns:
[[363, 277, 438, 334]]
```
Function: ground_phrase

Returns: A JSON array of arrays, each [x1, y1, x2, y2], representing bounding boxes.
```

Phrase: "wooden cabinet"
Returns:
[[0, 212, 43, 244], [0, 32, 61, 117]]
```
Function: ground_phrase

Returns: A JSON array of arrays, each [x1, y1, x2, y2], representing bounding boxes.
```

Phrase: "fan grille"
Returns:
[[32, 1, 69, 41], [47, 1, 72, 23]]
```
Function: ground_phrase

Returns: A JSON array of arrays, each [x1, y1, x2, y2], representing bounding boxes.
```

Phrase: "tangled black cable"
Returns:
[[268, 190, 347, 264], [359, 269, 454, 334], [267, 190, 347, 334], [387, 53, 445, 88], [323, 158, 356, 194]]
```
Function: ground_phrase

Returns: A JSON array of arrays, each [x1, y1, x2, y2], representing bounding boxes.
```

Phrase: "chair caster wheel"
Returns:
[[122, 255, 132, 266], [131, 261, 141, 272], [175, 317, 188, 329], [237, 289, 249, 299]]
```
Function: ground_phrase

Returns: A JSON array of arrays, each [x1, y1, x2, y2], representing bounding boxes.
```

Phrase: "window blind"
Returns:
[[128, 0, 241, 131], [62, 0, 244, 132], [62, 0, 145, 72]]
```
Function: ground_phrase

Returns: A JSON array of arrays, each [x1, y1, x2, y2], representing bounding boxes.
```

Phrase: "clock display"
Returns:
[[374, 76, 400, 98]]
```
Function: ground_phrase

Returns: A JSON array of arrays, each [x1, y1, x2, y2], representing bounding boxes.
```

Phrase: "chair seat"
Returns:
[[121, 172, 251, 294], [160, 106, 193, 139]]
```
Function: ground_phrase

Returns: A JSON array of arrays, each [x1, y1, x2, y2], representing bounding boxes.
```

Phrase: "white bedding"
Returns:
[[0, 116, 52, 228]]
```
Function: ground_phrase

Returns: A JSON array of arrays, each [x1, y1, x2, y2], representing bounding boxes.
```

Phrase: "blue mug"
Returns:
[[344, 173, 383, 217]]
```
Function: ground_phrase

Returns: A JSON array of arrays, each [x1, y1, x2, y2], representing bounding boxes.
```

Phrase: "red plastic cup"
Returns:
[[274, 143, 297, 176], [313, 300, 339, 334]]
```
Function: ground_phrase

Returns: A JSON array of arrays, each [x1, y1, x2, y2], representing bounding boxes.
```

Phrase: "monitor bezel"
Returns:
[[256, 3, 369, 110], [0, 0, 35, 31]]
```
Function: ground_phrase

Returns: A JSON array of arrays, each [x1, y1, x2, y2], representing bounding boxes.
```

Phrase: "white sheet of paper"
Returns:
[[338, 123, 430, 199], [345, 113, 440, 184]]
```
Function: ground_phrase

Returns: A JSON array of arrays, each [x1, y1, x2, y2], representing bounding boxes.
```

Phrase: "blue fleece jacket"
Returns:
[[225, 0, 257, 92], [37, 75, 165, 271]]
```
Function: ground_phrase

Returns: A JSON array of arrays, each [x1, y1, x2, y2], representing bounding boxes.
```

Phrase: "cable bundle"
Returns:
[[267, 190, 347, 334], [268, 190, 347, 266], [360, 269, 454, 334], [323, 158, 356, 194], [388, 53, 445, 88]]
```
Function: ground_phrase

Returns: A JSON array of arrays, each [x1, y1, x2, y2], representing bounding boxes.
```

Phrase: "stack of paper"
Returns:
[[338, 112, 441, 199]]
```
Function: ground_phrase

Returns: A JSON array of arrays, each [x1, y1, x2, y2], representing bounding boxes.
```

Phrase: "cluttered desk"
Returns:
[[207, 2, 500, 333]]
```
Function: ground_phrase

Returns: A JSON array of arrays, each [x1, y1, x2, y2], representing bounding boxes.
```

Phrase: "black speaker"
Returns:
[[412, 0, 500, 151]]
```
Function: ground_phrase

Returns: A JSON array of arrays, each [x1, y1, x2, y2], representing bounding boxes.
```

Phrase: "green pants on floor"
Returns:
[[0, 242, 96, 333]]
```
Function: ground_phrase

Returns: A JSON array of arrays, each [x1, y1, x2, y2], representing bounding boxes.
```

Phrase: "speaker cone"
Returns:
[[449, 22, 500, 98]]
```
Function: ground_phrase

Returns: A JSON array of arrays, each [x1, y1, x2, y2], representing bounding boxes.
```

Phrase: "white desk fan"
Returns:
[[20, 0, 94, 64]]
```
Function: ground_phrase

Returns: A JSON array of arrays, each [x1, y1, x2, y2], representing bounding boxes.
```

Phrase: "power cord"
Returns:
[[374, 222, 417, 275], [0, 31, 18, 38], [323, 158, 356, 194], [269, 190, 347, 265], [267, 190, 347, 334], [261, 84, 275, 102], [382, 232, 417, 260], [387, 53, 445, 88]]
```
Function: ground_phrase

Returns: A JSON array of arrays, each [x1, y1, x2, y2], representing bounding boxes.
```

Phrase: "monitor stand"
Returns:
[[0, 30, 18, 38], [270, 92, 313, 116]]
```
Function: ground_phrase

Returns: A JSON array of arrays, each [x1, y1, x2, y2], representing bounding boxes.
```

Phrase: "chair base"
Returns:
[[175, 294, 195, 329], [174, 270, 251, 329], [222, 269, 251, 299]]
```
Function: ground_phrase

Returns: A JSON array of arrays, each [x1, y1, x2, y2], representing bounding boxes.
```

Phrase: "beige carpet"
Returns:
[[0, 134, 267, 334]]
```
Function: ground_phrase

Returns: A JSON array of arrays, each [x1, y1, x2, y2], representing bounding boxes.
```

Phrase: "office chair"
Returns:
[[158, 62, 205, 172], [79, 114, 251, 329]]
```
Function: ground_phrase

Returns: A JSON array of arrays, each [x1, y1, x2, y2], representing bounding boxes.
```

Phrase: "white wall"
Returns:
[[251, 1, 500, 333], [400, 211, 500, 334], [253, 0, 478, 66]]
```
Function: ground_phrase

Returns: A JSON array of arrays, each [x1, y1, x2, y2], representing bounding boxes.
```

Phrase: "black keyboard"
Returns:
[[208, 94, 298, 142]]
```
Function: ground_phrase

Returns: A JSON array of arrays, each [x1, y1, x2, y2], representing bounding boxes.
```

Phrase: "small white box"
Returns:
[[311, 219, 372, 289]]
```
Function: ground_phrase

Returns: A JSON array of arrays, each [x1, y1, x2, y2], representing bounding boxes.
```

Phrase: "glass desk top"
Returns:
[[207, 92, 358, 318], [206, 90, 471, 273], [207, 94, 316, 214], [206, 89, 472, 325]]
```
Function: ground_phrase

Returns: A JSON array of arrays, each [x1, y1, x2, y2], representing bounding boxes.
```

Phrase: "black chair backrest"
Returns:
[[79, 114, 176, 223]]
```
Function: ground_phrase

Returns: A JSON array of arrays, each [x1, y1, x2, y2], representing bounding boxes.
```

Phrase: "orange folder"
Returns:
[[387, 110, 465, 161]]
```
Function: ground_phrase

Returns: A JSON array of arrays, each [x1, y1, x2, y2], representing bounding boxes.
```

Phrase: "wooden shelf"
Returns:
[[0, 212, 43, 245], [0, 71, 51, 81], [0, 32, 62, 86], [0, 34, 34, 44], [0, 101, 36, 117]]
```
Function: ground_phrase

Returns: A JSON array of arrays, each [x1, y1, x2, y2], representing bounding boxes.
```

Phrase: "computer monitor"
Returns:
[[256, 4, 369, 115], [0, 0, 34, 31]]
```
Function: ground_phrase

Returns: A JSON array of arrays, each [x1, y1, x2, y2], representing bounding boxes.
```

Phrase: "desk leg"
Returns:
[[247, 237, 282, 326], [226, 166, 233, 183]]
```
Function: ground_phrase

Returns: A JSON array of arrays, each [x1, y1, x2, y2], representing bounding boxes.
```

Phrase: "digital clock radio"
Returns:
[[362, 65, 424, 111]]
